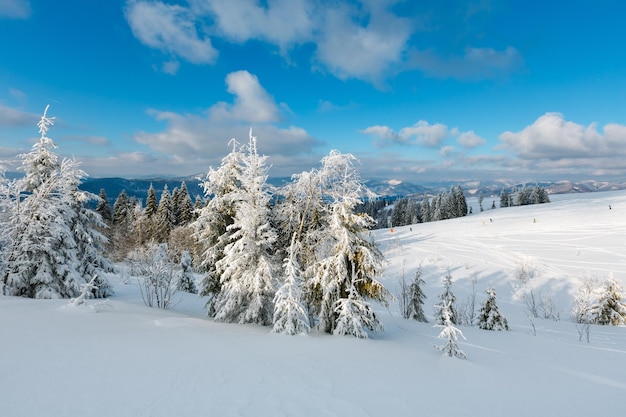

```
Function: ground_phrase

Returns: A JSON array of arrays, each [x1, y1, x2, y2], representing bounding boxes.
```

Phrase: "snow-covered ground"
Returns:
[[2, 190, 626, 417]]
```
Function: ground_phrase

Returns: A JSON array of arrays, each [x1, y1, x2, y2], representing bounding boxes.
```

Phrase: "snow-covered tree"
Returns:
[[572, 279, 597, 324], [3, 106, 112, 298], [211, 131, 278, 325], [176, 250, 197, 294], [434, 301, 467, 359], [308, 151, 390, 336], [96, 188, 112, 225], [591, 275, 626, 325], [272, 240, 310, 335], [175, 181, 194, 226], [477, 287, 509, 331], [407, 267, 428, 322], [136, 243, 178, 309], [434, 270, 458, 325], [193, 139, 243, 316], [145, 184, 158, 217], [154, 185, 175, 242]]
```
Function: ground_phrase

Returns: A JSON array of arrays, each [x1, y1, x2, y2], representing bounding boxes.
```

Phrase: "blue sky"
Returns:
[[1, 0, 626, 182]]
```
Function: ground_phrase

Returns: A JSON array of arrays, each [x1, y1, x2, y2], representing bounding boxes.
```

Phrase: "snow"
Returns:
[[2, 190, 626, 416]]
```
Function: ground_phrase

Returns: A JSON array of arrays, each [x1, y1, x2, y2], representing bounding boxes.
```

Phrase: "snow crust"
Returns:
[[2, 190, 626, 416]]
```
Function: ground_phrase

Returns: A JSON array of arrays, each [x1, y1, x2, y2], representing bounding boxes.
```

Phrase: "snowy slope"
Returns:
[[1, 191, 626, 417]]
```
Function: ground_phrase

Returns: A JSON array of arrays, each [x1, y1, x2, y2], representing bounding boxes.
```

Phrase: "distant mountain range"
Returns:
[[76, 175, 626, 205]]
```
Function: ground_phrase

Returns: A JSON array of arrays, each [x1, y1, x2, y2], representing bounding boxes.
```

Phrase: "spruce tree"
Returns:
[[309, 151, 390, 336], [212, 131, 278, 325], [145, 184, 158, 218], [3, 106, 112, 298], [176, 181, 194, 226], [155, 185, 175, 243], [477, 287, 509, 330], [193, 139, 243, 316], [96, 188, 112, 224]]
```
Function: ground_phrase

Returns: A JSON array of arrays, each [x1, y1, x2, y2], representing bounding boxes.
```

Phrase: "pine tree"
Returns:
[[407, 268, 428, 322], [477, 287, 509, 330], [434, 270, 458, 325], [591, 275, 626, 325], [212, 130, 278, 325]]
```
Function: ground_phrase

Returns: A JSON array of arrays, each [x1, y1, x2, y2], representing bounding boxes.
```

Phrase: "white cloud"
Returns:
[[0, 104, 39, 127], [191, 0, 314, 51], [362, 120, 458, 148], [314, 2, 412, 83], [124, 1, 519, 84], [130, 70, 321, 176], [499, 112, 626, 159], [457, 130, 486, 148], [0, 0, 31, 19], [125, 0, 217, 72]]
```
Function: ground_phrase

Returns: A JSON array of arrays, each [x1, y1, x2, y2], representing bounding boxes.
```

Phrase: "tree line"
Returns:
[[0, 109, 390, 338]]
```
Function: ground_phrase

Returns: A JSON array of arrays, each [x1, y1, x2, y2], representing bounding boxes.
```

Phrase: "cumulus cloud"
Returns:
[[362, 120, 462, 148], [125, 0, 217, 72], [125, 1, 520, 83], [191, 0, 314, 51], [457, 130, 487, 148], [0, 0, 31, 19], [313, 2, 412, 83], [131, 70, 321, 176], [499, 112, 626, 159]]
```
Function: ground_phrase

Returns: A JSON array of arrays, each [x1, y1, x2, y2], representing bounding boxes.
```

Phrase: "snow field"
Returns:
[[1, 190, 626, 417]]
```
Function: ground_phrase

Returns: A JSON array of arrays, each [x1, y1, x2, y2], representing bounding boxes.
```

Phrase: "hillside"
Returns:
[[1, 190, 625, 417]]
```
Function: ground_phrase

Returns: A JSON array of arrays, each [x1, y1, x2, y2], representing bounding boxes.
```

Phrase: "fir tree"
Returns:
[[477, 287, 509, 330]]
